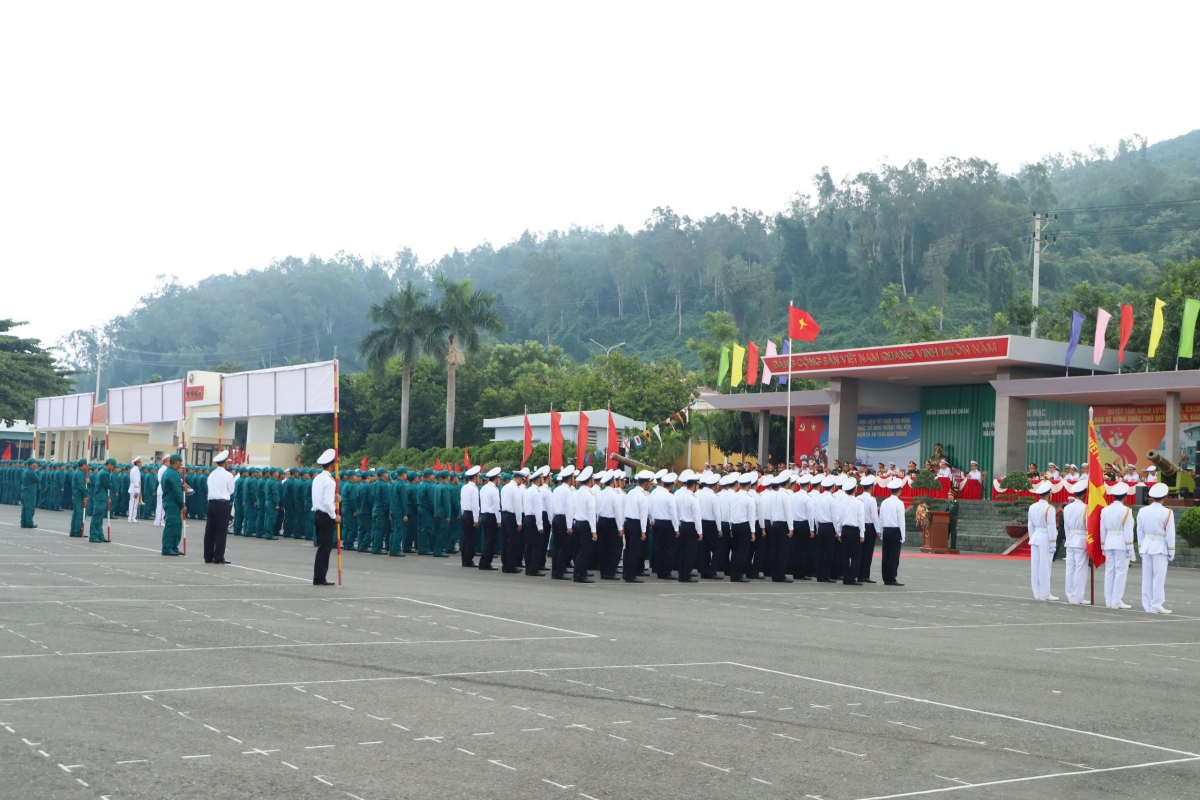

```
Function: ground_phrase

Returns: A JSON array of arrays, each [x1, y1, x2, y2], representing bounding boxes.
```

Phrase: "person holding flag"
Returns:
[[1061, 482, 1089, 604]]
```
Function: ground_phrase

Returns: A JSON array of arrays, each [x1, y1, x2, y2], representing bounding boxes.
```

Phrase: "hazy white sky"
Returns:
[[3, 1, 1197, 347]]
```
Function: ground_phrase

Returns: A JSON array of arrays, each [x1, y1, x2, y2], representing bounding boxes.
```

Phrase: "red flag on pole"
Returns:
[[746, 341, 759, 386], [576, 410, 590, 470], [549, 409, 564, 471], [606, 408, 619, 470], [434, 456, 442, 470], [521, 411, 533, 468], [1118, 304, 1134, 364], [788, 307, 821, 342], [1, 444, 9, 460], [360, 456, 368, 471], [1085, 409, 1107, 569], [463, 447, 471, 468]]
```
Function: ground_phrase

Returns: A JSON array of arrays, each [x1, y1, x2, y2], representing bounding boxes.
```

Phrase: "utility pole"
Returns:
[[1029, 212, 1056, 338]]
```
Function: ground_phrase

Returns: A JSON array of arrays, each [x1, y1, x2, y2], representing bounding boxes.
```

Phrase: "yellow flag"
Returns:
[[731, 343, 745, 387], [1148, 297, 1166, 357]]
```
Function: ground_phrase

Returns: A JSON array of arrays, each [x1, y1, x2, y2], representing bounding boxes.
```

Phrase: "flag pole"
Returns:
[[785, 303, 793, 468], [334, 347, 342, 587]]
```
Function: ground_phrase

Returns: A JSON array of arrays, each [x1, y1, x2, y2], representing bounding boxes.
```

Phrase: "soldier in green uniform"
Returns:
[[429, 471, 449, 557], [231, 467, 245, 536], [447, 471, 462, 555], [300, 469, 316, 543], [88, 458, 116, 542], [405, 470, 420, 553], [243, 467, 260, 537], [388, 467, 409, 556], [140, 462, 158, 521], [416, 468, 436, 555], [69, 459, 87, 536], [341, 471, 359, 550], [370, 469, 391, 554], [19, 458, 39, 528], [263, 468, 282, 540], [281, 467, 297, 537], [161, 454, 185, 556], [195, 466, 209, 521], [355, 470, 375, 553]]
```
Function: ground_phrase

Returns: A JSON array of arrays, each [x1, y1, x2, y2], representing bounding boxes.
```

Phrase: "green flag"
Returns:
[[1180, 298, 1200, 359], [718, 345, 730, 386]]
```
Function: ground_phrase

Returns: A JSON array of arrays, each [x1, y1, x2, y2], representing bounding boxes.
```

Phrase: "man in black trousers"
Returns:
[[202, 450, 235, 565], [311, 449, 339, 586]]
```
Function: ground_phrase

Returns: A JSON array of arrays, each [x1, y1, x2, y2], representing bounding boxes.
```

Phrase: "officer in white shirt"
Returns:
[[878, 478, 906, 585], [622, 471, 652, 583], [537, 466, 555, 574], [1060, 482, 1089, 604], [936, 461, 952, 479], [855, 476, 880, 583], [127, 456, 143, 522], [500, 469, 525, 573], [717, 474, 737, 575], [573, 467, 597, 583], [675, 471, 701, 582], [1100, 482, 1135, 609], [790, 474, 813, 580], [726, 473, 756, 582], [1144, 465, 1158, 484], [966, 461, 983, 482], [1138, 483, 1175, 614], [459, 466, 481, 568], [696, 473, 722, 580], [311, 449, 339, 586], [838, 477, 865, 585], [522, 468, 546, 577], [478, 468, 502, 571], [648, 473, 680, 579], [155, 456, 169, 526], [769, 475, 794, 583], [749, 473, 769, 579], [1045, 463, 1061, 481], [810, 476, 839, 583], [203, 451, 236, 565], [595, 471, 622, 580], [1027, 481, 1058, 601], [550, 467, 577, 580]]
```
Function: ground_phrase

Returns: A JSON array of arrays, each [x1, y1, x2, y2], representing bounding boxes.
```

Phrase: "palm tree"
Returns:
[[359, 281, 441, 449], [692, 412, 717, 465], [433, 274, 504, 448]]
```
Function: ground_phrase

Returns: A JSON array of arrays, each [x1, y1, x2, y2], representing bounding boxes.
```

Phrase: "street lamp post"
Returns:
[[588, 339, 626, 356]]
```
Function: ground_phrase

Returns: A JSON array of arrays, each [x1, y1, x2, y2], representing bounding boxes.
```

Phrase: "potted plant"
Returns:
[[994, 470, 1034, 537], [1179, 507, 1200, 549], [910, 469, 942, 497]]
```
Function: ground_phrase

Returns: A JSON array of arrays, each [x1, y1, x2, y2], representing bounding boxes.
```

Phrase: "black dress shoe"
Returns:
[[600, 575, 618, 580], [772, 577, 795, 583], [526, 572, 546, 577], [885, 581, 905, 586], [574, 577, 595, 584], [704, 575, 725, 581], [314, 581, 335, 586], [843, 580, 863, 586], [624, 577, 644, 583], [733, 577, 751, 583], [479, 565, 498, 571], [863, 579, 877, 583], [551, 575, 569, 580], [462, 562, 477, 568], [678, 577, 698, 583], [217, 560, 232, 565]]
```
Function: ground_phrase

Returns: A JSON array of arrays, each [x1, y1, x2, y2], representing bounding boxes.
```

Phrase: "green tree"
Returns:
[[359, 281, 442, 448], [879, 284, 942, 343], [0, 320, 72, 426], [432, 275, 505, 448], [686, 311, 738, 387]]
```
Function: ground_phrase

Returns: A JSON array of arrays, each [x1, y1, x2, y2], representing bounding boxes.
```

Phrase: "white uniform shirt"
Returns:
[[597, 486, 620, 519], [752, 489, 767, 529], [129, 465, 142, 494], [1099, 499, 1134, 552], [1136, 502, 1175, 559], [479, 481, 501, 516], [649, 487, 679, 530], [540, 483, 553, 518], [718, 489, 734, 527], [839, 492, 864, 537], [676, 489, 699, 525], [936, 467, 952, 478], [460, 481, 480, 516], [810, 489, 836, 526], [573, 484, 597, 528], [551, 482, 575, 523], [1061, 497, 1087, 549], [207, 465, 235, 501], [1027, 499, 1055, 547], [773, 488, 793, 532], [524, 484, 543, 531], [157, 462, 168, 499], [967, 469, 982, 481], [726, 490, 754, 525], [500, 480, 523, 518], [791, 489, 811, 529], [857, 491, 880, 529], [312, 470, 337, 516], [697, 487, 720, 525], [623, 486, 649, 528], [878, 494, 906, 543]]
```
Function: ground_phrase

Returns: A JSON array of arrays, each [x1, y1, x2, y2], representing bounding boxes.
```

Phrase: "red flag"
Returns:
[[1118, 304, 1134, 364], [1, 444, 10, 460], [360, 456, 368, 471], [746, 341, 759, 386], [463, 447, 471, 468], [606, 408, 619, 470], [549, 409, 564, 471], [1085, 410, 1107, 568], [576, 410, 590, 470], [788, 306, 821, 342], [434, 456, 442, 470], [521, 412, 533, 467]]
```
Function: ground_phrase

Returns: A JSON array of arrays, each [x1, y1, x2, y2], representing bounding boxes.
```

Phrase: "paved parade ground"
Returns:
[[2, 505, 1199, 800]]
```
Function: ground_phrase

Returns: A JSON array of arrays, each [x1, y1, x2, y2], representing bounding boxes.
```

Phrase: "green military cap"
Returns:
[[396, 466, 408, 474], [365, 469, 376, 477], [26, 457, 35, 464], [289, 467, 299, 474], [105, 458, 116, 466], [423, 468, 433, 476], [501, 472, 512, 480], [168, 453, 182, 463]]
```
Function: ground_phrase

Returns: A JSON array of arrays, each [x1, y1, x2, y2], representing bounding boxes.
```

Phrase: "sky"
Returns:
[[3, 0, 1198, 348]]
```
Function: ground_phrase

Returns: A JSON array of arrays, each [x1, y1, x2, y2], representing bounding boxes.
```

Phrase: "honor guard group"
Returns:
[[2, 455, 1178, 611]]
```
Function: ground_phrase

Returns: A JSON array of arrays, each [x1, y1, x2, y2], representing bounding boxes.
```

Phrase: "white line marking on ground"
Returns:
[[282, 761, 298, 769], [457, 748, 474, 755], [698, 761, 731, 773], [643, 745, 674, 755], [542, 779, 575, 789], [489, 759, 516, 770], [314, 776, 333, 786], [936, 775, 971, 785], [830, 747, 865, 757]]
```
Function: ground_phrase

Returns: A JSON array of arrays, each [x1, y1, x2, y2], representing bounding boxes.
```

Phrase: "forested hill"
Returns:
[[61, 130, 1200, 390]]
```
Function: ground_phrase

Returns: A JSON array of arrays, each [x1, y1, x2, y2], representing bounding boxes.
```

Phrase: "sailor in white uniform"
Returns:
[[1061, 481, 1089, 604], [1027, 481, 1058, 601], [1137, 483, 1175, 614], [1100, 483, 1135, 609]]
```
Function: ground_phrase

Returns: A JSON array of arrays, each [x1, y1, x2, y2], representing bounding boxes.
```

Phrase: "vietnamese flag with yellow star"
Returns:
[[788, 306, 820, 342], [1086, 408, 1107, 568]]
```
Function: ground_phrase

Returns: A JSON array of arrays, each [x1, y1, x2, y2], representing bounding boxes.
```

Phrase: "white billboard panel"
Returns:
[[106, 380, 186, 424], [34, 392, 94, 429], [220, 361, 336, 418]]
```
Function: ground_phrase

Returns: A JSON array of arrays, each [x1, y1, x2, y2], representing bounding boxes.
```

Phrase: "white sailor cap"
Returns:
[[577, 466, 594, 482], [842, 477, 857, 491], [970, 460, 978, 465], [701, 472, 720, 486], [887, 478, 905, 490], [515, 467, 530, 478], [859, 475, 875, 487], [1033, 480, 1053, 495], [464, 465, 481, 477], [213, 450, 230, 464], [1047, 462, 1057, 469], [1149, 482, 1169, 499], [798, 474, 812, 485], [597, 471, 613, 485], [317, 448, 337, 466], [680, 468, 698, 483], [718, 474, 736, 487], [662, 472, 677, 484], [486, 466, 502, 479], [132, 455, 143, 463], [820, 476, 836, 488], [1146, 465, 1158, 472], [1107, 482, 1128, 497], [737, 473, 755, 485], [1067, 481, 1086, 494], [635, 470, 655, 481], [654, 468, 668, 481]]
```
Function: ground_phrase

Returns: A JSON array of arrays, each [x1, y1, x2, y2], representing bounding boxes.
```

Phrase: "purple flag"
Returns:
[[1065, 311, 1085, 366], [778, 339, 790, 385]]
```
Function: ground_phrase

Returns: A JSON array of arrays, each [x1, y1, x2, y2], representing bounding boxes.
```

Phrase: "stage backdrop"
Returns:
[[34, 392, 95, 429], [794, 413, 920, 468]]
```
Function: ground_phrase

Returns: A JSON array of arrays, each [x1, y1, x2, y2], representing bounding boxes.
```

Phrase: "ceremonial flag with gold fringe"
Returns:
[[1086, 408, 1106, 568]]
